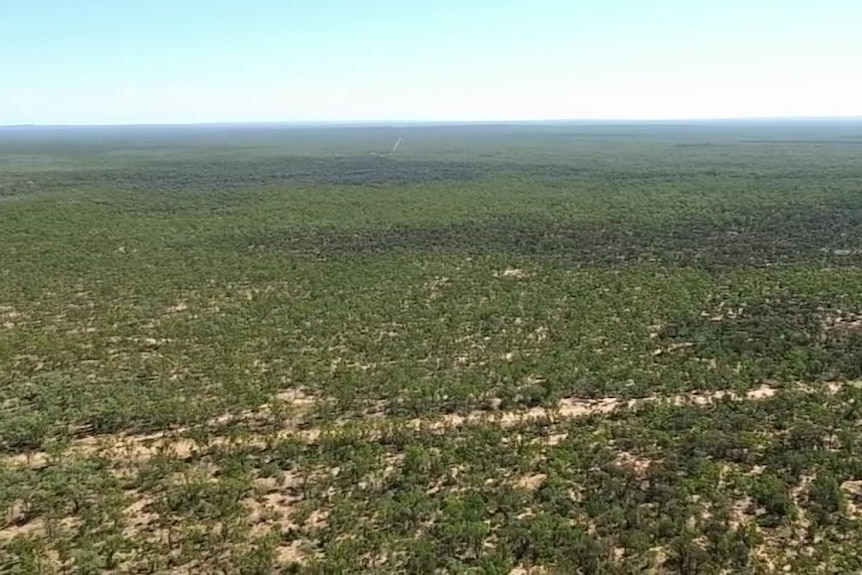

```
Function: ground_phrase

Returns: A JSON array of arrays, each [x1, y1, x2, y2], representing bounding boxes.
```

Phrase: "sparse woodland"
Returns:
[[2, 124, 862, 572]]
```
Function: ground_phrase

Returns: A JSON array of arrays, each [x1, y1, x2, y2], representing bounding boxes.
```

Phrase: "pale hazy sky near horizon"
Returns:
[[2, 0, 861, 125]]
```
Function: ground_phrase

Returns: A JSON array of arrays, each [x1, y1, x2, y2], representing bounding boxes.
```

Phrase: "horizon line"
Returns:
[[3, 115, 862, 129]]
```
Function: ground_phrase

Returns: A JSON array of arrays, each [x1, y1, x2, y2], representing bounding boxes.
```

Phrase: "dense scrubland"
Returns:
[[2, 122, 862, 573]]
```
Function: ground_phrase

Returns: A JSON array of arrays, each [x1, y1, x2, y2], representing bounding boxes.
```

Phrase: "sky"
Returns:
[[2, 0, 861, 124]]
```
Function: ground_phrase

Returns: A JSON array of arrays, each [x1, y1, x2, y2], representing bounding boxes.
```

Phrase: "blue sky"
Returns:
[[2, 0, 860, 124]]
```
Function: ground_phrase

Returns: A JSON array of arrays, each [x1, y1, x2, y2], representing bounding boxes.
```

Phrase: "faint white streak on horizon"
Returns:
[[391, 137, 403, 152]]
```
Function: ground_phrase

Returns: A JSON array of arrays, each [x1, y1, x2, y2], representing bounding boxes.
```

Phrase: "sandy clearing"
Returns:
[[0, 515, 79, 542], [122, 492, 160, 538], [842, 480, 862, 520], [413, 382, 781, 433], [3, 381, 857, 472], [244, 470, 304, 538], [2, 389, 318, 469], [614, 451, 656, 474], [509, 566, 547, 575], [497, 268, 531, 280], [276, 540, 310, 564], [515, 473, 547, 491]]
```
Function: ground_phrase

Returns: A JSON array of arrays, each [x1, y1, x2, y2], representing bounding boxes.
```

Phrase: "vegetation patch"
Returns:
[[4, 123, 862, 572]]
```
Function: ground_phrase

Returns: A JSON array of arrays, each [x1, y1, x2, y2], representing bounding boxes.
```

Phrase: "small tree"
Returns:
[[751, 474, 794, 527], [808, 473, 845, 525]]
